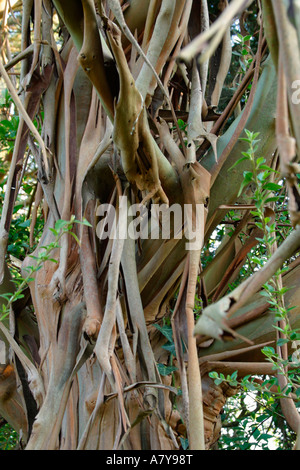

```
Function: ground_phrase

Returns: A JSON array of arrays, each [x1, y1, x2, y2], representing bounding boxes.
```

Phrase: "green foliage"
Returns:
[[0, 422, 18, 450], [218, 389, 297, 450], [209, 371, 298, 450], [0, 216, 90, 322], [156, 363, 177, 376], [208, 130, 300, 450], [0, 89, 94, 450], [232, 33, 254, 74], [0, 116, 19, 153], [0, 89, 44, 263], [0, 216, 90, 446], [8, 210, 44, 260], [154, 322, 177, 375]]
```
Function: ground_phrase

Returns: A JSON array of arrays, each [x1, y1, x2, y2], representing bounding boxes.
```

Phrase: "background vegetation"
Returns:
[[0, 0, 300, 450]]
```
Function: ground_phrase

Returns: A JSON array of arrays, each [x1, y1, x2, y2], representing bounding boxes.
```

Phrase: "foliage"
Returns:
[[0, 216, 90, 322], [0, 90, 44, 263], [0, 0, 299, 452], [209, 130, 300, 450], [0, 422, 18, 450], [218, 389, 297, 450]]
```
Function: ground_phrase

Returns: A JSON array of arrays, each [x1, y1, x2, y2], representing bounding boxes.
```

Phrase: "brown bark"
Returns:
[[0, 0, 299, 451]]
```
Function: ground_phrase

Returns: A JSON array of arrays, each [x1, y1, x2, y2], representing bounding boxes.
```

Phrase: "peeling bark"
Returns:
[[1, 0, 299, 451]]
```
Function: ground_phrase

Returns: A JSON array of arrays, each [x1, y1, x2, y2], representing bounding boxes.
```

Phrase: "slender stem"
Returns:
[[0, 59, 50, 177]]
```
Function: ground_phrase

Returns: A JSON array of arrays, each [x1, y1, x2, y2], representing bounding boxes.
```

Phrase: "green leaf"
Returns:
[[240, 442, 252, 450], [177, 119, 187, 131], [209, 371, 219, 379], [49, 228, 58, 236], [256, 413, 270, 423], [256, 157, 266, 166], [81, 218, 93, 227], [69, 231, 80, 245], [242, 375, 252, 382], [0, 294, 12, 301], [13, 204, 23, 214], [18, 219, 31, 228], [262, 346, 275, 356], [228, 156, 250, 171], [265, 196, 279, 203], [244, 381, 257, 392], [277, 338, 289, 347], [214, 378, 225, 386], [162, 342, 176, 355], [54, 219, 69, 232], [258, 165, 278, 171], [243, 170, 253, 181], [180, 437, 189, 450], [156, 363, 177, 376], [154, 323, 173, 343], [290, 331, 300, 341], [230, 371, 238, 382], [238, 179, 251, 197], [259, 433, 273, 441], [263, 182, 282, 192], [239, 137, 253, 144]]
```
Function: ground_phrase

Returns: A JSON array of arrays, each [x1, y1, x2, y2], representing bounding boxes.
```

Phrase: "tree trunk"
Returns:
[[0, 0, 300, 450]]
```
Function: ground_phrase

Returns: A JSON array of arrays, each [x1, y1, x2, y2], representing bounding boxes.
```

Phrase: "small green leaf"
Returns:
[[239, 137, 253, 144], [180, 437, 189, 450], [81, 218, 93, 227], [230, 370, 238, 381], [256, 157, 266, 166], [69, 231, 80, 245], [256, 413, 270, 423], [55, 219, 69, 232], [263, 182, 282, 192], [18, 220, 31, 228], [265, 197, 279, 203], [243, 171, 253, 181], [262, 346, 275, 357], [49, 228, 58, 236], [214, 378, 224, 386], [154, 324, 173, 343], [209, 371, 219, 379], [228, 156, 250, 171], [277, 338, 289, 347], [162, 342, 176, 355], [259, 433, 274, 442], [156, 363, 177, 376], [244, 381, 257, 392], [238, 179, 250, 197]]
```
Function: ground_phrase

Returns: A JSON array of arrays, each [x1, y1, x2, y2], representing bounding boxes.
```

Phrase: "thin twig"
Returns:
[[0, 59, 50, 177]]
